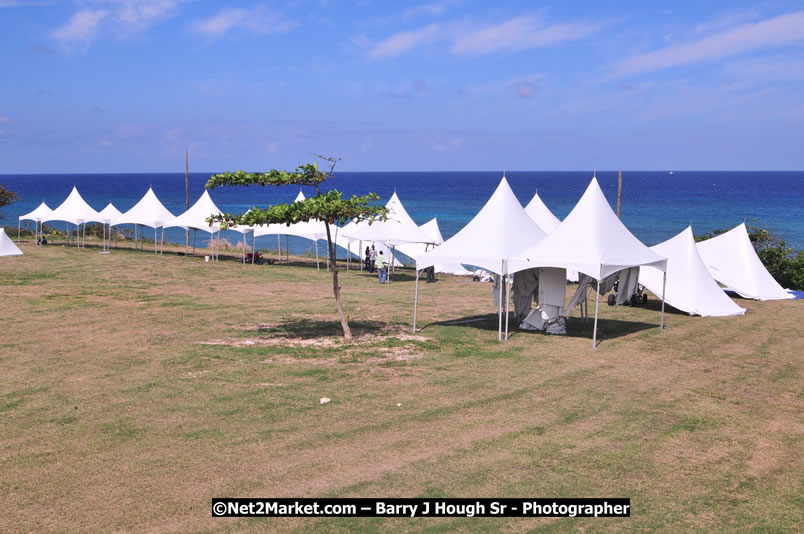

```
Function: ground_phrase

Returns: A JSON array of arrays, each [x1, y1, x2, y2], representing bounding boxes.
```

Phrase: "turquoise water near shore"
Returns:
[[2, 171, 803, 254]]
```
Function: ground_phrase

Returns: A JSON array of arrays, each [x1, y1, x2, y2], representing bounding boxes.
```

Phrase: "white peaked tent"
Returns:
[[0, 228, 23, 256], [94, 203, 123, 252], [347, 192, 433, 246], [509, 176, 668, 347], [696, 223, 793, 300], [113, 187, 176, 254], [640, 227, 746, 317], [18, 202, 53, 244], [42, 187, 101, 247], [164, 190, 224, 260], [415, 176, 548, 340], [395, 218, 472, 275], [524, 191, 561, 233]]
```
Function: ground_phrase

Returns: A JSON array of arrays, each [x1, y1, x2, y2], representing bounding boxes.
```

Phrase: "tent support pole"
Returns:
[[359, 240, 363, 272], [242, 232, 246, 264], [315, 239, 319, 271], [160, 228, 165, 255], [661, 271, 666, 330], [277, 235, 281, 263], [498, 262, 504, 342], [286, 235, 288, 262], [251, 231, 256, 264], [17, 220, 21, 243], [154, 227, 157, 254], [593, 279, 601, 349], [82, 223, 86, 248], [413, 269, 420, 332], [505, 272, 510, 341], [193, 229, 197, 255]]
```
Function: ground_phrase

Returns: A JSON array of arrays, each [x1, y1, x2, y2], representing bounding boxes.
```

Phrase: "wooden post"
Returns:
[[185, 151, 190, 250], [617, 169, 622, 219]]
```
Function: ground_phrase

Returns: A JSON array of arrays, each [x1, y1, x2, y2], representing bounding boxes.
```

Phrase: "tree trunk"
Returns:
[[325, 222, 352, 339]]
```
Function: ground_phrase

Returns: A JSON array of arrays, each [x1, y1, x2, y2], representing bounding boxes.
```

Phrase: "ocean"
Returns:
[[2, 171, 803, 254]]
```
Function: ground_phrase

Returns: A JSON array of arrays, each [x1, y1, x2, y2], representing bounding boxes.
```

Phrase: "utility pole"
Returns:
[[185, 150, 190, 249], [617, 169, 622, 219]]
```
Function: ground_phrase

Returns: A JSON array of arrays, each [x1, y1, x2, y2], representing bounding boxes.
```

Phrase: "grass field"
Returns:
[[1, 240, 802, 532]]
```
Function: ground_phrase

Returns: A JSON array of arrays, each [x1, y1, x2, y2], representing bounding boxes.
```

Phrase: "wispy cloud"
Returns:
[[380, 80, 428, 98], [461, 74, 545, 98], [51, 1, 184, 53], [367, 23, 441, 58], [722, 55, 804, 82], [190, 5, 297, 40], [451, 14, 611, 54], [401, 0, 459, 21], [366, 13, 610, 58], [52, 9, 109, 53], [613, 10, 804, 77]]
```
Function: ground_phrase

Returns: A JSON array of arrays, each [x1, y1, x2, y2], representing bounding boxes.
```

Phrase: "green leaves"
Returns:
[[205, 164, 328, 190], [208, 192, 387, 229]]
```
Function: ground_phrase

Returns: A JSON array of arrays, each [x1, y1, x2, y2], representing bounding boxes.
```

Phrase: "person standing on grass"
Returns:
[[376, 250, 387, 284], [364, 245, 371, 271], [369, 245, 377, 273]]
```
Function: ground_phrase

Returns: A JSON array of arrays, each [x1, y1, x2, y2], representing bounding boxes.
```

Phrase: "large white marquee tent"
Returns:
[[18, 202, 53, 244], [509, 177, 668, 347], [523, 191, 561, 233], [639, 226, 746, 317], [415, 176, 547, 340], [41, 187, 100, 247], [394, 218, 472, 276], [696, 223, 793, 301]]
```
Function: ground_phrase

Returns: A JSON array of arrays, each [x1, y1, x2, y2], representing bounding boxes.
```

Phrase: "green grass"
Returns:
[[0, 242, 802, 532]]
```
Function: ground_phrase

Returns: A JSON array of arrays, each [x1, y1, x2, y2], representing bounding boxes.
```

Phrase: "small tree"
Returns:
[[0, 184, 19, 220], [205, 156, 387, 339]]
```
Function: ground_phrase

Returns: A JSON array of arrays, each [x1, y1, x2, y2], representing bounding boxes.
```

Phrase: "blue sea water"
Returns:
[[2, 171, 803, 254]]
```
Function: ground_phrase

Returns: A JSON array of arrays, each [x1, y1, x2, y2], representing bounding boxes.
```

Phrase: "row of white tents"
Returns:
[[12, 177, 794, 346], [412, 175, 793, 345]]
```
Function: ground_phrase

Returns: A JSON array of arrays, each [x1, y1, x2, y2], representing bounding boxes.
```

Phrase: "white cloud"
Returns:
[[52, 9, 108, 52], [613, 11, 804, 77], [112, 0, 182, 37], [367, 23, 441, 58], [450, 15, 611, 54], [190, 6, 297, 39], [401, 0, 459, 21], [723, 55, 804, 81]]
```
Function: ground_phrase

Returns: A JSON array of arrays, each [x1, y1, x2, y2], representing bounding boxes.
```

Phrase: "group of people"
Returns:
[[364, 245, 388, 284]]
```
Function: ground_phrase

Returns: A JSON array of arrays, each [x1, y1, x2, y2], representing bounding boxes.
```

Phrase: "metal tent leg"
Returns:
[[593, 278, 601, 348], [413, 269, 420, 333], [661, 271, 666, 330]]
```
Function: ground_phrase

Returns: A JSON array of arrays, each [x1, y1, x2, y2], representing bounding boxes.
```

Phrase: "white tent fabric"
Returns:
[[0, 228, 23, 256], [93, 203, 123, 224], [19, 202, 54, 224], [395, 218, 472, 275], [346, 192, 433, 246], [524, 191, 561, 233], [164, 190, 222, 233], [416, 177, 547, 275], [640, 227, 746, 316], [42, 187, 100, 225], [413, 176, 548, 341], [18, 202, 54, 244], [509, 176, 668, 347], [509, 177, 667, 280], [696, 223, 793, 300], [114, 187, 176, 228]]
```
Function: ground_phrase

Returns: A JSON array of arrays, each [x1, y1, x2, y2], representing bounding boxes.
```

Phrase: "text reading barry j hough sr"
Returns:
[[212, 498, 630, 518]]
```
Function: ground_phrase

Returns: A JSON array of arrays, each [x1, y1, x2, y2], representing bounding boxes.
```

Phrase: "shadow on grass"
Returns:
[[420, 312, 659, 343], [257, 318, 391, 339]]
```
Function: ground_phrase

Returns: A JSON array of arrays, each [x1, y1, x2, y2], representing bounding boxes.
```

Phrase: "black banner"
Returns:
[[212, 498, 630, 518]]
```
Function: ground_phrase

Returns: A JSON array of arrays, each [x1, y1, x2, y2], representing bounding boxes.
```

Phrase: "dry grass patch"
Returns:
[[1, 242, 802, 532]]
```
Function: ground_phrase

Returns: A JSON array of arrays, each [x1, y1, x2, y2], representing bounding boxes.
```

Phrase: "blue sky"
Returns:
[[1, 0, 803, 172]]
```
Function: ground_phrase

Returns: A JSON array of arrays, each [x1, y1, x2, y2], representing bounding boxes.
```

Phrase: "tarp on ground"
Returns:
[[509, 177, 667, 280], [696, 222, 793, 300], [42, 187, 100, 225], [0, 228, 23, 256], [416, 177, 547, 275], [640, 226, 746, 316], [113, 187, 176, 228], [394, 218, 472, 275], [163, 190, 222, 234]]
